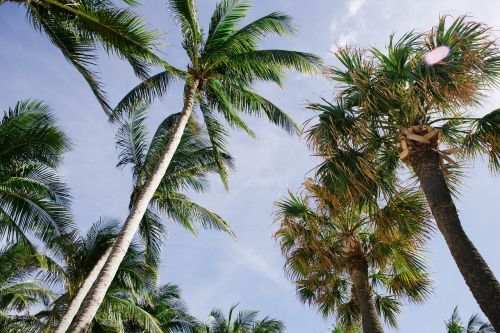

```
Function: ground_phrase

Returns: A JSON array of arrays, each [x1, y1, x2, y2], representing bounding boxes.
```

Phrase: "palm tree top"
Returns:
[[112, 0, 322, 132], [275, 182, 432, 328], [306, 15, 500, 201]]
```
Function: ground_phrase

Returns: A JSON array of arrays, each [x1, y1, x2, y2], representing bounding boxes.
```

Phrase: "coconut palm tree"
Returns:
[[56, 105, 234, 332], [306, 16, 500, 328], [199, 304, 284, 333], [0, 99, 72, 250], [274, 181, 432, 333], [445, 307, 495, 333], [0, 0, 164, 113], [70, 0, 321, 330]]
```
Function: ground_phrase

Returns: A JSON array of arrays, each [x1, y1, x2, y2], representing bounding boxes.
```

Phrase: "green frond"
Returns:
[[139, 208, 166, 269], [222, 84, 299, 135], [199, 103, 232, 190], [100, 294, 163, 333], [26, 0, 166, 113], [111, 70, 180, 122], [153, 192, 234, 238], [204, 81, 256, 137], [205, 0, 252, 52], [374, 294, 401, 328], [209, 12, 296, 57], [116, 104, 149, 178], [0, 99, 71, 167], [463, 108, 500, 172], [168, 0, 202, 62]]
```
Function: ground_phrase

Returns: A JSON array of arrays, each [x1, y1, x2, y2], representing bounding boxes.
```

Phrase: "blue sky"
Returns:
[[1, 0, 500, 332]]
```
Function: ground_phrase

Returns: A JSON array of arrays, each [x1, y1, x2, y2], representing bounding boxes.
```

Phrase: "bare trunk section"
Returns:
[[347, 255, 384, 333], [408, 142, 500, 330], [54, 247, 112, 333], [67, 82, 199, 332]]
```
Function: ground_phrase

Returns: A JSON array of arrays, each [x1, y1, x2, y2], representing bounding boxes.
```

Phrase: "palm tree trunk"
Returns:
[[67, 81, 199, 333], [53, 247, 112, 333], [347, 255, 384, 333], [408, 143, 500, 330]]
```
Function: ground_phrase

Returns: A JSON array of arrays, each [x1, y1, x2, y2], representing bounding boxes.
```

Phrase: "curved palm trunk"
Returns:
[[347, 255, 384, 333], [408, 143, 500, 330], [53, 247, 112, 333], [67, 82, 199, 333]]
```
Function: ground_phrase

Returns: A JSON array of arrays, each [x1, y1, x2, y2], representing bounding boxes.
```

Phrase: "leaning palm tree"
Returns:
[[274, 181, 432, 333], [0, 99, 72, 251], [199, 304, 284, 333], [306, 16, 500, 328], [56, 105, 234, 332], [70, 0, 321, 330], [0, 0, 164, 113], [445, 307, 495, 333]]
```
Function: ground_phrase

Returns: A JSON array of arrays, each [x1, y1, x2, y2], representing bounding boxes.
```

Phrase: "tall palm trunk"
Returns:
[[347, 254, 384, 333], [67, 81, 199, 333], [54, 247, 112, 333], [408, 142, 500, 330]]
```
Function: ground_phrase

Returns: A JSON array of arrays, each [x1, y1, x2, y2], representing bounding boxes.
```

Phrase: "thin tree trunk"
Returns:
[[347, 255, 384, 333], [408, 143, 500, 330], [53, 247, 112, 333], [67, 81, 199, 333]]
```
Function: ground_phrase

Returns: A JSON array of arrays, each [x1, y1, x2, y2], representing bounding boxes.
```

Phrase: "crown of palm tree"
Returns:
[[274, 181, 432, 329], [111, 0, 322, 188], [306, 15, 499, 200], [0, 99, 73, 251]]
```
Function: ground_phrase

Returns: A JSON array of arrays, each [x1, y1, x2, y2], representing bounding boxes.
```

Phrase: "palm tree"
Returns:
[[70, 0, 321, 330], [306, 16, 500, 328], [274, 181, 432, 333], [0, 0, 164, 113], [0, 99, 72, 251], [199, 304, 285, 333], [445, 307, 495, 333], [56, 105, 234, 332]]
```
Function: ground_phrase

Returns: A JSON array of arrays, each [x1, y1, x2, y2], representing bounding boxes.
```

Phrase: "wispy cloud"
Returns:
[[235, 246, 287, 288], [348, 0, 367, 16]]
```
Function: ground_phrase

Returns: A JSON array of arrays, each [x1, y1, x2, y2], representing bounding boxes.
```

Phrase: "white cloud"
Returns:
[[348, 0, 367, 16]]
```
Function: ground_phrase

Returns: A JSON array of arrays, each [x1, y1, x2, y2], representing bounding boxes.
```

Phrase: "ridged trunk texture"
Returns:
[[53, 248, 112, 333], [347, 254, 384, 333], [407, 142, 500, 330], [67, 82, 199, 332]]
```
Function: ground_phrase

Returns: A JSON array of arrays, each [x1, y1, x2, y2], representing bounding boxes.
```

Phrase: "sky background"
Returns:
[[1, 0, 500, 332]]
